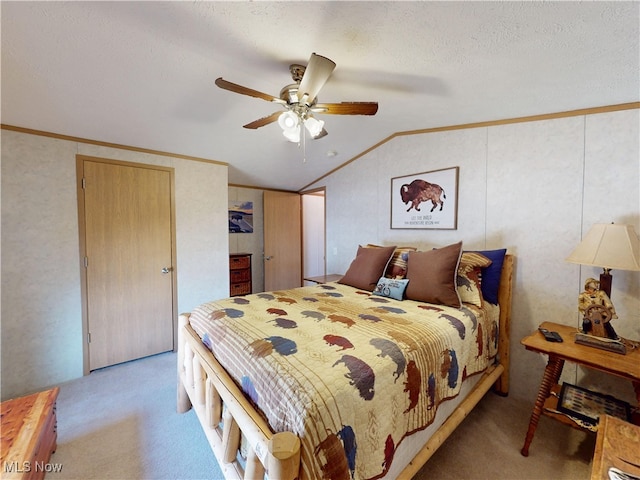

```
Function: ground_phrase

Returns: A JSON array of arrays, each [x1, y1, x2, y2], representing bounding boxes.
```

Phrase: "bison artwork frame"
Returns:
[[391, 166, 459, 229]]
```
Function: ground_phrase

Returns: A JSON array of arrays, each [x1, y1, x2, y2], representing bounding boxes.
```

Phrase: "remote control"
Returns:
[[538, 327, 563, 342]]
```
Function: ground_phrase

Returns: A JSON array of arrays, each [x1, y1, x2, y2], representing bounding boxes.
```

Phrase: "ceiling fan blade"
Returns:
[[312, 102, 378, 115], [215, 77, 284, 104], [243, 111, 283, 129], [297, 53, 336, 105]]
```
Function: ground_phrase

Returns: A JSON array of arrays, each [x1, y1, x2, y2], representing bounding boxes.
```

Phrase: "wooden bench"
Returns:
[[591, 414, 640, 480], [1, 388, 60, 480]]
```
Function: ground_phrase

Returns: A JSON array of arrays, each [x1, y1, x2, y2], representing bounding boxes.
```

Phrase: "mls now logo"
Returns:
[[4, 461, 63, 473]]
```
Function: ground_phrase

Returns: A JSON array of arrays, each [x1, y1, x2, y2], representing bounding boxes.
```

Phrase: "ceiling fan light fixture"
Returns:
[[278, 111, 301, 142], [215, 53, 378, 146], [278, 111, 299, 130], [282, 124, 301, 143], [304, 116, 324, 138], [282, 127, 300, 143]]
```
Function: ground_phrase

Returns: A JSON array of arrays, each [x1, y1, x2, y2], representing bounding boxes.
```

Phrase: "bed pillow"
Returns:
[[457, 252, 492, 307], [338, 245, 397, 291], [373, 277, 409, 300], [474, 249, 507, 305], [364, 244, 416, 279], [385, 247, 417, 278], [405, 241, 463, 308]]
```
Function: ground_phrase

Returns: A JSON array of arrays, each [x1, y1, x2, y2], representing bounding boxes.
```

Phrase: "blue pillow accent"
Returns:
[[373, 277, 409, 301], [474, 249, 507, 305]]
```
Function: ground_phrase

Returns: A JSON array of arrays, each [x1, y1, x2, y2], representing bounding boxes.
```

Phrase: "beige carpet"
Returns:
[[416, 390, 594, 479], [48, 351, 593, 479], [49, 352, 223, 480]]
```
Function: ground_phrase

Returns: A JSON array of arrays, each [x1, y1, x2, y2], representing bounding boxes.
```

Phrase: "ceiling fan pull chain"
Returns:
[[302, 126, 306, 163]]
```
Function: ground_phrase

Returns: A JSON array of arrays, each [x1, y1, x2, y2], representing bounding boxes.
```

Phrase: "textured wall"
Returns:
[[310, 108, 639, 403], [1, 129, 229, 399], [228, 186, 265, 294]]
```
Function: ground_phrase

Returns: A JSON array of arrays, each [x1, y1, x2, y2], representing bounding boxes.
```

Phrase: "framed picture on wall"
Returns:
[[390, 166, 459, 229], [229, 201, 254, 233]]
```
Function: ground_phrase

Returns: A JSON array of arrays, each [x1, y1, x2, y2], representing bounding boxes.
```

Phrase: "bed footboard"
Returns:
[[177, 313, 300, 480]]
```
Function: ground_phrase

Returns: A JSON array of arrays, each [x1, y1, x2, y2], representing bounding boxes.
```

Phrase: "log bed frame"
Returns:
[[177, 254, 514, 479]]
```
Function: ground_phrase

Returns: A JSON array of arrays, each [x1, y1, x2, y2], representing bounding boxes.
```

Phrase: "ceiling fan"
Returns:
[[215, 53, 378, 143]]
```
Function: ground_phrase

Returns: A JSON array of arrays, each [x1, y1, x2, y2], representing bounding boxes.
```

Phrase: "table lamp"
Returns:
[[566, 223, 640, 298], [566, 223, 640, 353]]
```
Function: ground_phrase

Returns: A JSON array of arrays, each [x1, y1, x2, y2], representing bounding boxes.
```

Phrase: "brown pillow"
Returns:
[[405, 241, 463, 307], [338, 245, 397, 291]]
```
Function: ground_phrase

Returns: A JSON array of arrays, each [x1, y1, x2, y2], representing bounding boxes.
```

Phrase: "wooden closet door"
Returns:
[[263, 191, 302, 291], [81, 159, 174, 370]]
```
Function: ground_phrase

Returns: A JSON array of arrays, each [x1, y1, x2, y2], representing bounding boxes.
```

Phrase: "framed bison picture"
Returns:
[[391, 166, 459, 229]]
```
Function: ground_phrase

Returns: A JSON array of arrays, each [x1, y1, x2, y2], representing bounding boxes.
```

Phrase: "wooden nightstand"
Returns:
[[520, 321, 640, 456]]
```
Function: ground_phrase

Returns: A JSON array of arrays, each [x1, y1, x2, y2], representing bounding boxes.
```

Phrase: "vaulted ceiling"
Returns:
[[2, 1, 638, 191]]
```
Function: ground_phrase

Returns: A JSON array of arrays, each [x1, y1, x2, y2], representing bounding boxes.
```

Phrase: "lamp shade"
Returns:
[[303, 116, 324, 138], [278, 111, 299, 130], [281, 125, 300, 143], [566, 223, 640, 271], [278, 111, 301, 143]]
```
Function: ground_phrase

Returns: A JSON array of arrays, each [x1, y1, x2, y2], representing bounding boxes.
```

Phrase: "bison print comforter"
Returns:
[[188, 282, 498, 480]]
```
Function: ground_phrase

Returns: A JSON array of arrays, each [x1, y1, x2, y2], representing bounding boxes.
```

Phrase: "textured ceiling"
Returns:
[[2, 1, 638, 191]]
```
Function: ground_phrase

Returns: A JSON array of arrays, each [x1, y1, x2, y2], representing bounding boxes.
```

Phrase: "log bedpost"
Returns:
[[177, 313, 192, 413], [267, 432, 301, 480], [494, 254, 514, 396]]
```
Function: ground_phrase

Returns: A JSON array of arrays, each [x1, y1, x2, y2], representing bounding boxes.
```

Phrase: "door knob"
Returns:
[[265, 256, 273, 261], [161, 267, 172, 274]]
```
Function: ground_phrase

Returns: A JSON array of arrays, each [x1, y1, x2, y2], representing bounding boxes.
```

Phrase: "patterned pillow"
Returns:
[[365, 244, 417, 279], [457, 252, 492, 307], [373, 277, 409, 301], [385, 247, 417, 278]]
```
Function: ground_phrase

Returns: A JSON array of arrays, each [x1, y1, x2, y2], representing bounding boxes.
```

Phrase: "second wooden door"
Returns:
[[80, 157, 175, 370], [263, 191, 302, 291]]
